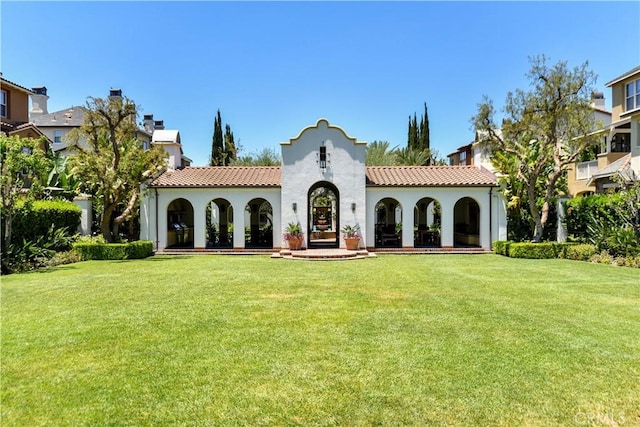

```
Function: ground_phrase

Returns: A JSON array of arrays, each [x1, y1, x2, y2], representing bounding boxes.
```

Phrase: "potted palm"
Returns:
[[283, 221, 304, 250], [341, 224, 361, 250]]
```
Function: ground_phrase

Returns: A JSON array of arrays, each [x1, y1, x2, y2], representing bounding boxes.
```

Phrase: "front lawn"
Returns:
[[1, 255, 638, 426]]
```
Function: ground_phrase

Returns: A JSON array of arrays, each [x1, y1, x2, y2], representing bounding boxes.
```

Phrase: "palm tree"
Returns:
[[366, 141, 397, 166]]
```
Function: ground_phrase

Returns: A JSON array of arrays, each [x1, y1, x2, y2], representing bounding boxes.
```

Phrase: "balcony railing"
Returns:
[[576, 160, 598, 180]]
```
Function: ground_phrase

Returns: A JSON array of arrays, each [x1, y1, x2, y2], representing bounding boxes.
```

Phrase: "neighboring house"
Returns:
[[0, 73, 32, 134], [31, 88, 188, 169], [0, 74, 51, 149], [569, 65, 640, 195], [448, 130, 499, 174], [140, 119, 507, 253]]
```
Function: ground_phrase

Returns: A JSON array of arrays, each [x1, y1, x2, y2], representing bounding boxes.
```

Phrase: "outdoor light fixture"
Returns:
[[317, 140, 328, 171], [351, 203, 356, 212], [292, 202, 297, 212]]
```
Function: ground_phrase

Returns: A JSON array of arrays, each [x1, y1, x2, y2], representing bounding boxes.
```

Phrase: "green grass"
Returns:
[[1, 255, 638, 426]]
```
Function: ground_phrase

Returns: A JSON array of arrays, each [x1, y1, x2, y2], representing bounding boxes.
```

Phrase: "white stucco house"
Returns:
[[140, 119, 507, 253]]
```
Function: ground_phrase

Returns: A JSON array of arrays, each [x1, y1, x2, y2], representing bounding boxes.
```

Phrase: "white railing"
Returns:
[[576, 160, 598, 180]]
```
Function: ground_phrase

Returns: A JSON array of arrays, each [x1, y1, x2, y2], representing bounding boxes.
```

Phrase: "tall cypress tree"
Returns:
[[224, 124, 236, 166], [419, 102, 430, 152], [210, 110, 224, 166], [408, 114, 419, 150]]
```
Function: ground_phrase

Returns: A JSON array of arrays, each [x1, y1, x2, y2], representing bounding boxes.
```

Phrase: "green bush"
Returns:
[[73, 240, 153, 261], [564, 194, 623, 241], [508, 242, 575, 259], [126, 241, 154, 259], [11, 200, 81, 249], [563, 244, 597, 262], [493, 241, 512, 256]]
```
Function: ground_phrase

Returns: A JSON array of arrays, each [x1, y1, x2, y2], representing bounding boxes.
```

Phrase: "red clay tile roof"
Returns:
[[151, 166, 282, 187], [150, 165, 497, 188], [366, 166, 497, 186]]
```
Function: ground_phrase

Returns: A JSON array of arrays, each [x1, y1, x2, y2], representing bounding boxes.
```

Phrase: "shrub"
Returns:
[[493, 240, 512, 256], [45, 250, 82, 267], [563, 244, 597, 262], [508, 242, 575, 259], [509, 242, 555, 259], [73, 240, 154, 261], [126, 241, 154, 259], [1, 225, 78, 274], [11, 200, 81, 249], [564, 194, 623, 241]]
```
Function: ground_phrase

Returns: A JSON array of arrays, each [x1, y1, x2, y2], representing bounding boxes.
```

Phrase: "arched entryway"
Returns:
[[167, 198, 194, 248], [308, 182, 339, 249], [454, 197, 480, 247], [245, 198, 273, 249], [205, 198, 233, 249], [375, 198, 402, 248], [414, 197, 442, 248]]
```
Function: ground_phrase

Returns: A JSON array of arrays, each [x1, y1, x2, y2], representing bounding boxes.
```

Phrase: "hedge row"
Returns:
[[73, 240, 154, 260], [10, 200, 81, 244], [493, 241, 596, 261]]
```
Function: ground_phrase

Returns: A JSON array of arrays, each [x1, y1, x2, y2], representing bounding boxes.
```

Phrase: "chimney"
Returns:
[[591, 90, 606, 110], [154, 120, 164, 130], [109, 88, 122, 99], [30, 86, 49, 118], [143, 114, 155, 133]]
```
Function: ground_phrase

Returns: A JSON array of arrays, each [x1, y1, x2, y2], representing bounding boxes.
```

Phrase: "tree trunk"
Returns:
[[527, 178, 544, 243], [101, 203, 117, 242]]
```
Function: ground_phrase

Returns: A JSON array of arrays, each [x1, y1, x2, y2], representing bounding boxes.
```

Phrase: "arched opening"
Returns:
[[308, 182, 339, 249], [375, 198, 402, 248], [454, 197, 480, 247], [414, 197, 442, 248], [205, 198, 233, 249], [166, 198, 194, 248], [245, 198, 273, 249]]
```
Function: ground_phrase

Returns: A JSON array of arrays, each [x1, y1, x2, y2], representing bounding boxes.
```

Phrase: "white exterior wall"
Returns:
[[280, 119, 367, 249], [141, 186, 281, 251], [365, 185, 505, 250]]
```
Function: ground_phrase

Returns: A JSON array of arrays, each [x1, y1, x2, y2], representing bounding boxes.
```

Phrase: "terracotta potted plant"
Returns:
[[341, 224, 361, 250], [283, 221, 304, 250]]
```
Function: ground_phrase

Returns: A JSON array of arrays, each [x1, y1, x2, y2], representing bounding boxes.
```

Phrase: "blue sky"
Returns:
[[2, 1, 639, 166]]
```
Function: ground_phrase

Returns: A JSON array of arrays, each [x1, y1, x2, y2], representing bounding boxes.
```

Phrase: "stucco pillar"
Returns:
[[440, 203, 454, 248], [193, 202, 206, 249], [73, 195, 92, 236], [402, 206, 415, 248], [234, 205, 246, 249]]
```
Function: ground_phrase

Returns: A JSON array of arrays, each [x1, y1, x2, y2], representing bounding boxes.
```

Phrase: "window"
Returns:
[[459, 151, 467, 165], [610, 133, 631, 153], [625, 78, 640, 111], [54, 130, 63, 143], [0, 90, 6, 118]]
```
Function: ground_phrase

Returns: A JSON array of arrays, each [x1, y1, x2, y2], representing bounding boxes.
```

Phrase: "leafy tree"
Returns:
[[45, 153, 79, 200], [474, 56, 598, 242], [230, 147, 281, 166], [67, 95, 167, 242], [224, 124, 237, 166], [0, 134, 52, 252], [210, 110, 224, 166]]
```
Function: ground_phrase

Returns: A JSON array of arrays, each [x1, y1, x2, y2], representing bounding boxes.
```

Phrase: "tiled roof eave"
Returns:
[[366, 183, 498, 187], [150, 183, 281, 188]]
